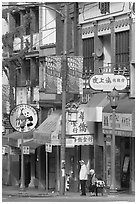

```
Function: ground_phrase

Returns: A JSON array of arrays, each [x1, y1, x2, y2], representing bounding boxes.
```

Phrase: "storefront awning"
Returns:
[[33, 110, 61, 144], [2, 130, 34, 147], [23, 139, 42, 149], [80, 93, 110, 122]]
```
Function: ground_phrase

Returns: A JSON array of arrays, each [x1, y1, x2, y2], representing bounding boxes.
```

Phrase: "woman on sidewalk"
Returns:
[[88, 169, 98, 196]]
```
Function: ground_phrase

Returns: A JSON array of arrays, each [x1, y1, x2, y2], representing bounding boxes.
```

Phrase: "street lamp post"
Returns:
[[108, 87, 119, 192]]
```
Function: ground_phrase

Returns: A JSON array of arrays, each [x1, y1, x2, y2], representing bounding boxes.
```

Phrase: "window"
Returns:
[[83, 38, 94, 75], [41, 8, 56, 45], [115, 31, 130, 70], [32, 6, 39, 33], [14, 12, 21, 27]]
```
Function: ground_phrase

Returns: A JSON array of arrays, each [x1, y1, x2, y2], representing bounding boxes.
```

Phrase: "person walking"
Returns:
[[79, 160, 88, 196], [88, 169, 98, 196]]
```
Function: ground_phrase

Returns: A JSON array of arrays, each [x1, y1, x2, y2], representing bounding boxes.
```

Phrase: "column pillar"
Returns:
[[110, 17, 115, 70]]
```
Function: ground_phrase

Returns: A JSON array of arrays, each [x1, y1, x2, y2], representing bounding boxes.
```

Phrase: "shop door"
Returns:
[[49, 156, 55, 189], [24, 155, 31, 187], [65, 149, 75, 191], [121, 155, 130, 188]]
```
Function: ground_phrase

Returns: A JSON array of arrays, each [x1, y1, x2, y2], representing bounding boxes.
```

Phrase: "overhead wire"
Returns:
[[3, 3, 98, 51]]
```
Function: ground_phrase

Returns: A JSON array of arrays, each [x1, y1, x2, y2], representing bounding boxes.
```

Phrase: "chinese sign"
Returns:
[[89, 74, 127, 91], [16, 87, 27, 105], [42, 56, 83, 95], [66, 109, 90, 135], [45, 143, 52, 153], [67, 56, 83, 94], [23, 146, 30, 154], [102, 113, 132, 131], [10, 104, 38, 132], [43, 56, 62, 93], [73, 135, 93, 145]]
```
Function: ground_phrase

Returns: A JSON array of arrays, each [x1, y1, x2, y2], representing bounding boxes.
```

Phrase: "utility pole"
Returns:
[[60, 3, 68, 196]]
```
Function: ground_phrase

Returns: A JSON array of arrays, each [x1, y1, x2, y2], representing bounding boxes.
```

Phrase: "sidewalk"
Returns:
[[2, 185, 135, 199], [2, 185, 58, 197]]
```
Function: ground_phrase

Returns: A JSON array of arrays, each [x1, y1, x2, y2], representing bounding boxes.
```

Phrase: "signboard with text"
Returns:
[[66, 109, 90, 135], [45, 143, 52, 153], [10, 104, 38, 132], [16, 87, 27, 105], [102, 112, 132, 131], [89, 74, 127, 91], [73, 135, 93, 145]]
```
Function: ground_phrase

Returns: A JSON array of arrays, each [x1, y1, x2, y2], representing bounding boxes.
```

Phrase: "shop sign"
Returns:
[[16, 87, 27, 105], [10, 104, 38, 132], [2, 147, 6, 155], [67, 56, 83, 94], [103, 129, 132, 137], [89, 74, 127, 91], [23, 146, 30, 154], [73, 135, 93, 145], [45, 143, 52, 153], [102, 113, 132, 131], [66, 109, 90, 135], [66, 138, 75, 147]]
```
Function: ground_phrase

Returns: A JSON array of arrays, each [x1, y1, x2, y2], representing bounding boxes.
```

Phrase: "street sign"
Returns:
[[89, 74, 127, 91], [10, 104, 38, 132], [45, 143, 52, 153], [23, 146, 30, 154]]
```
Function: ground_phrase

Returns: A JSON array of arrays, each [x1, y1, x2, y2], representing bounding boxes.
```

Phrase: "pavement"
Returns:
[[2, 185, 135, 201]]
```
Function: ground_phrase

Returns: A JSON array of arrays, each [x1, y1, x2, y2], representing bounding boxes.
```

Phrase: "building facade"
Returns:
[[2, 2, 135, 193]]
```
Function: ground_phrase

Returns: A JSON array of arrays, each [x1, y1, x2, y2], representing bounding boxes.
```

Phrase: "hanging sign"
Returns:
[[45, 143, 52, 153], [16, 87, 27, 105], [66, 109, 90, 135], [2, 147, 6, 155], [10, 104, 38, 132], [73, 135, 93, 145], [89, 74, 127, 91], [23, 146, 30, 154]]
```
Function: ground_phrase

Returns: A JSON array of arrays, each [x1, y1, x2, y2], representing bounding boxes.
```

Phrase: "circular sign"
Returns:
[[10, 104, 38, 132]]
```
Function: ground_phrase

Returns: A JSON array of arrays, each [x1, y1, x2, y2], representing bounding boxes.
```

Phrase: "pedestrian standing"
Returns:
[[79, 160, 88, 196], [88, 169, 98, 196]]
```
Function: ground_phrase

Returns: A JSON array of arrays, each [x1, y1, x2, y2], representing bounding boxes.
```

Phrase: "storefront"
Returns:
[[102, 94, 135, 192], [2, 130, 34, 186], [31, 92, 110, 192]]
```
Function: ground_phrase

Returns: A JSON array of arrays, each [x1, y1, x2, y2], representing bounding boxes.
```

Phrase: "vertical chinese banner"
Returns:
[[67, 56, 83, 94], [43, 56, 62, 93], [16, 87, 27, 105]]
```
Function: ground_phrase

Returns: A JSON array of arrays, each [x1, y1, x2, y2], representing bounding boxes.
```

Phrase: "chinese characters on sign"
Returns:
[[23, 146, 30, 154], [67, 110, 89, 135], [16, 87, 27, 105], [73, 135, 93, 145], [89, 74, 127, 91], [102, 113, 132, 131], [66, 109, 93, 145]]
